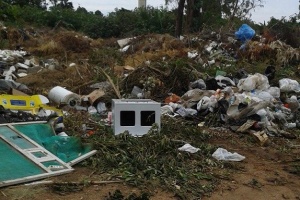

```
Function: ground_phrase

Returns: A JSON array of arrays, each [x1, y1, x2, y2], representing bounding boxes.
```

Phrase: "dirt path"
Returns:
[[206, 135, 300, 200]]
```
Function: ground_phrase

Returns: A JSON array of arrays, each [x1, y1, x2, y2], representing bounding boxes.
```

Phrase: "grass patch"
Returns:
[[78, 116, 222, 199]]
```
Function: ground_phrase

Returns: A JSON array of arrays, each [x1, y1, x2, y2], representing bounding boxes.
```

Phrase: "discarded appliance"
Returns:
[[112, 99, 161, 136], [48, 86, 81, 107]]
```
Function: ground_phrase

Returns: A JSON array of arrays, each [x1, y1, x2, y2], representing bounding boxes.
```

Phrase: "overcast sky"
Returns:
[[70, 0, 299, 23]]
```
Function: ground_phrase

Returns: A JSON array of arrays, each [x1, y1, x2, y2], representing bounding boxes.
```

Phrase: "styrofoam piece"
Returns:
[[120, 45, 130, 52], [188, 51, 198, 58], [112, 99, 161, 136], [117, 38, 132, 48], [24, 59, 31, 66], [16, 63, 29, 69], [10, 66, 16, 71], [17, 73, 28, 78], [208, 59, 215, 65], [69, 63, 76, 67], [48, 86, 81, 107]]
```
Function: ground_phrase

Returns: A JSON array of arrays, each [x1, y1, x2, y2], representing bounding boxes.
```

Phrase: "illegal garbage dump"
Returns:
[[0, 23, 299, 199]]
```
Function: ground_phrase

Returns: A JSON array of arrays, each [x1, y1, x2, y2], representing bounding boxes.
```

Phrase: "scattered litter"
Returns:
[[88, 106, 98, 114], [120, 45, 130, 52], [96, 102, 107, 114], [178, 144, 200, 153], [84, 89, 105, 105], [235, 24, 255, 43], [0, 25, 299, 192], [188, 50, 198, 58], [212, 147, 245, 161], [252, 131, 269, 146], [279, 78, 300, 92], [165, 93, 181, 104], [131, 86, 143, 98], [117, 37, 133, 48], [237, 73, 270, 91], [48, 86, 81, 107]]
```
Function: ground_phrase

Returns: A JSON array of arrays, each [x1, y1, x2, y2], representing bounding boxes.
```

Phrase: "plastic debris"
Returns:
[[48, 86, 81, 107], [212, 148, 245, 161], [189, 79, 206, 90], [279, 78, 300, 92], [161, 104, 174, 115], [178, 144, 200, 153], [237, 73, 270, 92], [235, 24, 255, 43], [165, 93, 181, 104], [188, 50, 199, 58], [252, 131, 269, 146], [176, 107, 197, 118]]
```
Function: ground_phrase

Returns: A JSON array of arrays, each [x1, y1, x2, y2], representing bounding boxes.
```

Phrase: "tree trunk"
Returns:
[[175, 0, 185, 37], [230, 0, 240, 21], [186, 0, 195, 33]]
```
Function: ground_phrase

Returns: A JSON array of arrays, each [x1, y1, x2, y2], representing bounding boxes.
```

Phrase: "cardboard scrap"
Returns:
[[85, 89, 105, 104], [236, 120, 256, 133], [252, 131, 268, 146]]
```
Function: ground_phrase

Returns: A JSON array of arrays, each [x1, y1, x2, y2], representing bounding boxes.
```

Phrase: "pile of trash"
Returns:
[[160, 70, 300, 145], [117, 24, 300, 70], [0, 53, 98, 188], [0, 24, 299, 139], [0, 22, 300, 194], [0, 49, 71, 93], [106, 24, 299, 145]]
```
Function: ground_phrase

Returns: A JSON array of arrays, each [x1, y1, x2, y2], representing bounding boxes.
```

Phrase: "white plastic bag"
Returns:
[[266, 87, 280, 98], [256, 91, 274, 102], [212, 148, 245, 161], [96, 102, 107, 114], [176, 107, 197, 117], [215, 75, 235, 86], [237, 73, 270, 91], [161, 105, 174, 115], [279, 78, 300, 92], [197, 96, 210, 110], [88, 106, 97, 114], [178, 144, 199, 153], [189, 79, 206, 90]]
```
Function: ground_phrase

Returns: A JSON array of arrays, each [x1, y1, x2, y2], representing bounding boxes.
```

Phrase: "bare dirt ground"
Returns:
[[206, 132, 300, 200], [1, 130, 299, 200]]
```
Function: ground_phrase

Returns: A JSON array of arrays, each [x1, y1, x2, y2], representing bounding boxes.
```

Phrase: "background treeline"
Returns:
[[0, 0, 299, 47]]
